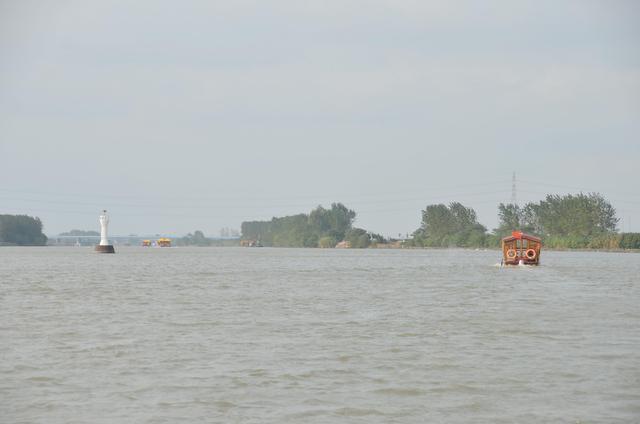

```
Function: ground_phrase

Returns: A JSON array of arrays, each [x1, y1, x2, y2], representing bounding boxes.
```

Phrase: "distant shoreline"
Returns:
[[383, 246, 640, 253], [3, 244, 638, 253]]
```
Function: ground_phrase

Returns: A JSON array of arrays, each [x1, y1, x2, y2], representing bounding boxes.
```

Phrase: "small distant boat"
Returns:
[[240, 239, 262, 247], [157, 238, 171, 247], [501, 231, 541, 266]]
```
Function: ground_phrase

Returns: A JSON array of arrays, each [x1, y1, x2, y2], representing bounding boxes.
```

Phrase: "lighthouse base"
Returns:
[[95, 245, 115, 253]]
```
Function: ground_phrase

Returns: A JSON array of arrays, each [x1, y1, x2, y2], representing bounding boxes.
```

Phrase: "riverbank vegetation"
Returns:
[[241, 203, 383, 248], [4, 192, 639, 250], [405, 193, 638, 250], [0, 214, 48, 246], [238, 194, 638, 250]]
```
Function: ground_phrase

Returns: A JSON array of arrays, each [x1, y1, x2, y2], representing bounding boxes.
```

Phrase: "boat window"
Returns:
[[523, 239, 528, 248]]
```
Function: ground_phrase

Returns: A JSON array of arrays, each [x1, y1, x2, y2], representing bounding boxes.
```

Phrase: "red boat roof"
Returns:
[[502, 231, 541, 243]]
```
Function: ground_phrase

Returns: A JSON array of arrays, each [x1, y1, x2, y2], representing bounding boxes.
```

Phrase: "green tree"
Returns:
[[620, 233, 640, 249], [241, 221, 272, 243], [327, 203, 356, 241], [529, 193, 618, 238], [495, 203, 538, 237], [416, 203, 486, 247], [318, 236, 337, 248], [494, 193, 619, 248], [421, 204, 455, 244], [0, 214, 48, 246], [308, 206, 331, 234], [496, 203, 522, 237], [179, 230, 212, 246], [345, 228, 370, 248], [240, 203, 357, 248]]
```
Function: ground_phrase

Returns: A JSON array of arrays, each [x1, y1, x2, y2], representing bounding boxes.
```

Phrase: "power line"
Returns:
[[0, 189, 512, 210], [518, 179, 640, 199], [0, 178, 512, 204]]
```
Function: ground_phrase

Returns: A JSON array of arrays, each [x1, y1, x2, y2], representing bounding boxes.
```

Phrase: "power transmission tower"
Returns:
[[511, 172, 517, 206]]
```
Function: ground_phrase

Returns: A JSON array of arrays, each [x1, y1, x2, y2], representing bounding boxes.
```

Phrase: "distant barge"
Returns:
[[502, 231, 541, 265]]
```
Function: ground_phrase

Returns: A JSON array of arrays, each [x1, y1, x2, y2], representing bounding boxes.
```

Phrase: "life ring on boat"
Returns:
[[506, 249, 517, 259], [525, 249, 536, 260]]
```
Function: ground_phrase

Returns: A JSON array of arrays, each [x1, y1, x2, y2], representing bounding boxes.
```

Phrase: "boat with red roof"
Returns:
[[501, 231, 542, 266]]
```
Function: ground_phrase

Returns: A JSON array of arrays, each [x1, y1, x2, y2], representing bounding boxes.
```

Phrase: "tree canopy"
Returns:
[[240, 203, 371, 248], [408, 193, 626, 249], [410, 202, 488, 247], [496, 193, 618, 239], [0, 214, 48, 246], [178, 230, 211, 246]]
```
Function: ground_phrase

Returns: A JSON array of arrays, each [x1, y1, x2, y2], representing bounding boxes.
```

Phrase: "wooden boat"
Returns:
[[501, 231, 542, 265]]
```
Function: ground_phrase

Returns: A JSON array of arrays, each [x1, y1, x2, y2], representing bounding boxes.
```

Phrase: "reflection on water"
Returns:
[[1, 247, 639, 422]]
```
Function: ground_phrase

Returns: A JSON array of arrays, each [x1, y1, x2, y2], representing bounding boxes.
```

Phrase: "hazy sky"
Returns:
[[1, 0, 639, 237]]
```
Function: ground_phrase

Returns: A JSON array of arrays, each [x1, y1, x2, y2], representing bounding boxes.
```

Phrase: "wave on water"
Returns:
[[492, 261, 536, 269]]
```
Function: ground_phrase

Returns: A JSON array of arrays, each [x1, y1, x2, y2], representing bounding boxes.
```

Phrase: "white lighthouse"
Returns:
[[95, 210, 115, 253]]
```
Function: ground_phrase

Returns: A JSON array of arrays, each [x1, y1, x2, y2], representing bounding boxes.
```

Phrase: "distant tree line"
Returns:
[[406, 193, 639, 249], [618, 233, 640, 250], [174, 230, 238, 247], [5, 193, 640, 250], [241, 203, 384, 248], [177, 230, 211, 246], [493, 193, 620, 248], [59, 229, 100, 236], [0, 214, 48, 246]]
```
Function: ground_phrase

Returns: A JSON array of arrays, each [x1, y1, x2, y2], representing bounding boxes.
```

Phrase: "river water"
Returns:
[[1, 247, 639, 423]]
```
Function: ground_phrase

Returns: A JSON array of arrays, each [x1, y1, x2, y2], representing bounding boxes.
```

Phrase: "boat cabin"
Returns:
[[501, 231, 541, 265]]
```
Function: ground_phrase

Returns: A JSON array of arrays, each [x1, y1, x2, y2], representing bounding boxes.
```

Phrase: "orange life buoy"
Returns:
[[525, 249, 536, 260], [506, 249, 517, 259]]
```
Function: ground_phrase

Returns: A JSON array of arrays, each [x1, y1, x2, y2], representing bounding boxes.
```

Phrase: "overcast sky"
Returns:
[[1, 0, 639, 237]]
